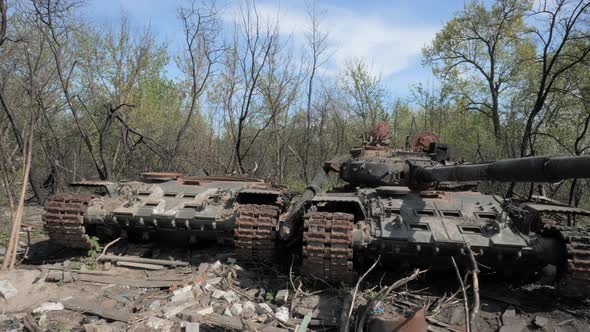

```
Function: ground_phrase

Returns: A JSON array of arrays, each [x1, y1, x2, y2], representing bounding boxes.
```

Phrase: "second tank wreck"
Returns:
[[278, 123, 590, 296]]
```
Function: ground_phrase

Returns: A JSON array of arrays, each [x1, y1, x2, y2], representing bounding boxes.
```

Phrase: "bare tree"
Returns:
[[258, 38, 302, 182], [172, 1, 220, 171], [220, 1, 280, 174], [300, 0, 330, 183]]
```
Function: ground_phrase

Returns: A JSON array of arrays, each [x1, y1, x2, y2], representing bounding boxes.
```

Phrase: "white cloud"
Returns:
[[221, 2, 439, 78]]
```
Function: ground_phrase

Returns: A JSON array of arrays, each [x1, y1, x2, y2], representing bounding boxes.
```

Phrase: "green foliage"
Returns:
[[265, 291, 275, 302], [87, 236, 103, 259], [364, 289, 378, 300]]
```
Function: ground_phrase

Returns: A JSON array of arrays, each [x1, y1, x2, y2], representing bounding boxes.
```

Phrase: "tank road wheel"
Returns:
[[302, 212, 355, 283], [551, 225, 590, 297], [234, 204, 280, 262], [43, 193, 96, 249]]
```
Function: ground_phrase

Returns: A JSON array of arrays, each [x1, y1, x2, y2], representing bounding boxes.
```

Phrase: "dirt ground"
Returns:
[[0, 207, 588, 332]]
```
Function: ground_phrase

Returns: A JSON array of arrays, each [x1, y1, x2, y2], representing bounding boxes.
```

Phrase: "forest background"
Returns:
[[1, 0, 590, 213]]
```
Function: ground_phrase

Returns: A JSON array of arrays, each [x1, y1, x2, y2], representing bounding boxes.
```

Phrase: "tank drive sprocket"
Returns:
[[234, 204, 279, 261], [302, 212, 355, 282], [43, 193, 95, 249]]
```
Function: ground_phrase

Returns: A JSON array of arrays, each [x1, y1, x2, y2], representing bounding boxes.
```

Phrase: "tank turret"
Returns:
[[329, 129, 590, 190]]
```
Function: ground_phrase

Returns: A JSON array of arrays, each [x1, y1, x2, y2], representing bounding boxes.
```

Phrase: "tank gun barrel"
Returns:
[[412, 155, 590, 186]]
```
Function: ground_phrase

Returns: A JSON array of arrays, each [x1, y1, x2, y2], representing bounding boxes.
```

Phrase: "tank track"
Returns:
[[548, 224, 590, 297], [302, 212, 354, 283], [234, 204, 279, 261], [43, 193, 95, 249]]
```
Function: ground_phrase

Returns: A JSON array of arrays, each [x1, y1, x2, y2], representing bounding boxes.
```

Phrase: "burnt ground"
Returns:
[[0, 206, 588, 332]]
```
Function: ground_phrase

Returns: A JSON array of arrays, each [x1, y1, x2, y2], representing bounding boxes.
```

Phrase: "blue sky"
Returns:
[[84, 0, 466, 99]]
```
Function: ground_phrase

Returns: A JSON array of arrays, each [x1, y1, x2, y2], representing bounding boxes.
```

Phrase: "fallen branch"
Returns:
[[23, 313, 41, 332], [76, 274, 187, 288], [96, 237, 121, 261], [342, 255, 381, 332], [356, 269, 425, 332], [98, 254, 188, 267], [451, 256, 470, 332], [466, 244, 480, 330]]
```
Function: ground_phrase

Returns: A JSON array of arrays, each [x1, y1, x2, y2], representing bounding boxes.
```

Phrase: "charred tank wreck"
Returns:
[[279, 123, 590, 296], [43, 173, 289, 262]]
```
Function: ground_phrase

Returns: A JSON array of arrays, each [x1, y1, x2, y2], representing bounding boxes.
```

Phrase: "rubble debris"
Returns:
[[229, 303, 243, 316], [45, 270, 73, 283], [115, 261, 165, 270], [203, 283, 218, 292], [501, 306, 519, 325], [0, 280, 18, 299], [367, 308, 427, 332], [275, 289, 289, 305], [32, 302, 64, 314], [170, 290, 194, 303], [82, 315, 100, 324], [206, 277, 222, 285], [499, 306, 526, 332], [257, 302, 274, 315], [98, 254, 189, 267], [223, 307, 233, 317], [164, 302, 196, 319], [195, 307, 214, 315], [222, 290, 238, 304], [211, 289, 226, 299], [146, 317, 174, 332], [356, 269, 425, 330], [0, 315, 19, 331], [184, 322, 200, 332], [173, 285, 194, 295], [245, 288, 259, 297], [148, 300, 162, 311], [275, 306, 289, 323], [62, 298, 131, 322], [181, 312, 289, 332], [197, 263, 209, 275], [243, 301, 257, 318], [533, 316, 549, 329], [209, 260, 222, 271], [83, 320, 126, 332], [555, 319, 582, 332]]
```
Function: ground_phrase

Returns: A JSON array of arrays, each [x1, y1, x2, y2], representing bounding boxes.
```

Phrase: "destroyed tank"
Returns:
[[279, 123, 590, 296], [43, 172, 288, 261]]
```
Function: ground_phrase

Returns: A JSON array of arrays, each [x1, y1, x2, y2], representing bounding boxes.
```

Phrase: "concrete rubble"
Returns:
[[32, 302, 64, 313], [3, 240, 588, 332], [0, 280, 17, 299]]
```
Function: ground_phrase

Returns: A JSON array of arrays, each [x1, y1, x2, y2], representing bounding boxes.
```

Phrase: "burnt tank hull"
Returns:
[[301, 186, 590, 295], [43, 173, 287, 261], [292, 127, 590, 296]]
